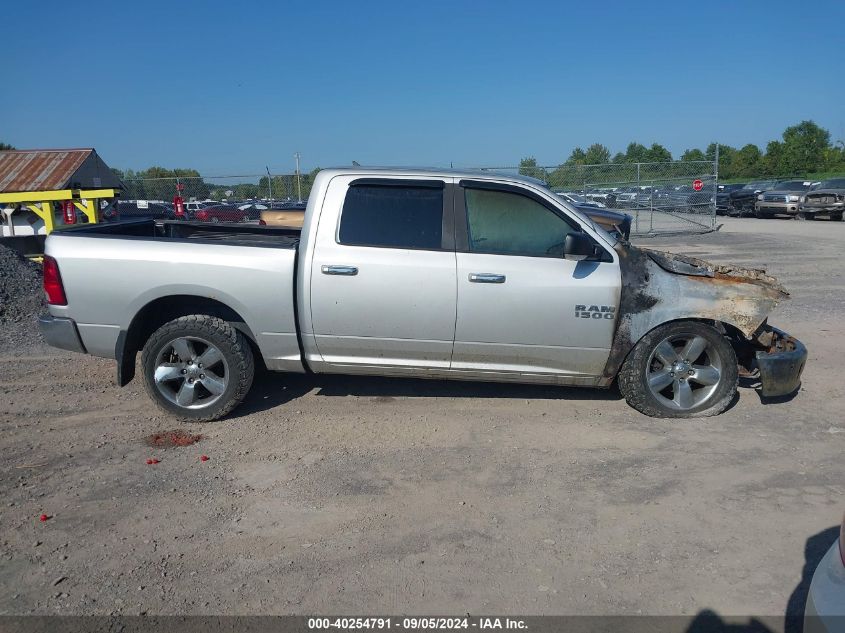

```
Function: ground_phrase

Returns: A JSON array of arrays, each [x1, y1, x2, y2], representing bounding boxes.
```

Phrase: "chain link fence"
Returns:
[[471, 161, 718, 236], [114, 162, 717, 235], [115, 174, 309, 224]]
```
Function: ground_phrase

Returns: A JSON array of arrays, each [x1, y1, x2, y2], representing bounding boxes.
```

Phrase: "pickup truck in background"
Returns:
[[38, 168, 806, 421]]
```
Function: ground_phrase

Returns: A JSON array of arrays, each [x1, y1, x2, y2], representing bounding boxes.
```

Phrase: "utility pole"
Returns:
[[266, 166, 273, 201], [294, 152, 302, 202]]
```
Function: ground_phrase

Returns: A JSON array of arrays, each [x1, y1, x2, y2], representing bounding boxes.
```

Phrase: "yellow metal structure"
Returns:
[[0, 188, 117, 234]]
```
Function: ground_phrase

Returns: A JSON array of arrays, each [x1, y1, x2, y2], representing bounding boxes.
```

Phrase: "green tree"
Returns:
[[622, 142, 648, 163], [583, 143, 611, 165], [518, 157, 544, 179], [564, 147, 588, 165], [730, 144, 763, 179], [0, 142, 15, 150], [644, 143, 672, 162], [761, 140, 784, 176], [779, 120, 831, 175], [681, 148, 706, 161]]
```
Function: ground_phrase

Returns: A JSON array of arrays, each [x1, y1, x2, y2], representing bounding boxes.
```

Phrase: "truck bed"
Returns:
[[60, 219, 301, 248], [44, 218, 304, 373]]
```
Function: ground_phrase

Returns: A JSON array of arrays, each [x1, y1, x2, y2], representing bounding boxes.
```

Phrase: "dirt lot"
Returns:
[[0, 218, 842, 625]]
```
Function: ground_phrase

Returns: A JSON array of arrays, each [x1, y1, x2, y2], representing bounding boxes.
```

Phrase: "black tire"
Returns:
[[796, 212, 814, 221], [141, 315, 254, 421], [831, 212, 843, 221], [618, 321, 738, 418]]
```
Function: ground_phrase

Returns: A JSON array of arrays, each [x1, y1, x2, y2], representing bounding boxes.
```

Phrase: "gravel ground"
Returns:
[[0, 244, 44, 353], [0, 218, 842, 628]]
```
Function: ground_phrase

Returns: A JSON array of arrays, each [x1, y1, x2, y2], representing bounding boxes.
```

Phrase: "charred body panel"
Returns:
[[601, 244, 805, 397]]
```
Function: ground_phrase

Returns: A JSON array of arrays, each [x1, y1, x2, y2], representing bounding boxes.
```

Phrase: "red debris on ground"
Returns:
[[144, 430, 203, 448], [200, 455, 209, 462], [145, 458, 160, 465], [39, 514, 49, 522]]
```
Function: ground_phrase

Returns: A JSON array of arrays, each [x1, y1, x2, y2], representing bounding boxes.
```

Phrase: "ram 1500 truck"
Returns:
[[38, 168, 807, 420]]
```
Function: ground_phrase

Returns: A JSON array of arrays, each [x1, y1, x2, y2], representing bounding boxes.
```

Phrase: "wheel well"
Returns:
[[117, 295, 258, 386], [606, 317, 751, 387]]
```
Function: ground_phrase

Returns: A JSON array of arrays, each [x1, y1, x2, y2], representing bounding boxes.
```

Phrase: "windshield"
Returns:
[[744, 181, 773, 190], [815, 178, 845, 189], [773, 181, 811, 191]]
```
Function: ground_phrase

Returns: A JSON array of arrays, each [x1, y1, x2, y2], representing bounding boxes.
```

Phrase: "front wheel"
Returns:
[[618, 321, 738, 418], [141, 315, 255, 421]]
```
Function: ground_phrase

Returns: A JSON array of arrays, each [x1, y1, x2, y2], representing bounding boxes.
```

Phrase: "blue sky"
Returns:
[[3, 0, 844, 175]]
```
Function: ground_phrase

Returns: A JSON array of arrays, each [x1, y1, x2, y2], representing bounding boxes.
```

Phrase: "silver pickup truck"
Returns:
[[38, 168, 806, 420]]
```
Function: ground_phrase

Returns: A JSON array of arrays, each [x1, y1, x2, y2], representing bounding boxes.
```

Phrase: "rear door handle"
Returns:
[[468, 273, 506, 284], [321, 265, 358, 276]]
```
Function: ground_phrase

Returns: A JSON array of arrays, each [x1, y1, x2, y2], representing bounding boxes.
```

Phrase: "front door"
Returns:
[[452, 182, 620, 379]]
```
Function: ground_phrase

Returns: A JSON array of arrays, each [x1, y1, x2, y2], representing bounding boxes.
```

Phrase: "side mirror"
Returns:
[[563, 231, 594, 261]]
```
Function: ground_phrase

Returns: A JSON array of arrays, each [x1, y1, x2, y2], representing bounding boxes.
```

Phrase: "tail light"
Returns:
[[43, 256, 67, 305]]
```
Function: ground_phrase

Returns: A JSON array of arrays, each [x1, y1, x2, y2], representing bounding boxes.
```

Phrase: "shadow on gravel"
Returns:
[[232, 368, 622, 417], [685, 610, 775, 633], [738, 376, 801, 406], [784, 525, 840, 633], [311, 373, 623, 402]]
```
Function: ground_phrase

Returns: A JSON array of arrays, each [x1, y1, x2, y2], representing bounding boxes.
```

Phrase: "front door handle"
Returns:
[[322, 265, 358, 276], [468, 273, 506, 284]]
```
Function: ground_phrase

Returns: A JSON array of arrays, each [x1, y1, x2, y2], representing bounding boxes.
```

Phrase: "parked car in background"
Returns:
[[104, 201, 182, 222], [556, 192, 607, 208], [755, 180, 814, 218], [727, 180, 779, 217], [192, 204, 248, 223], [716, 183, 746, 215], [185, 201, 221, 213], [797, 178, 845, 221]]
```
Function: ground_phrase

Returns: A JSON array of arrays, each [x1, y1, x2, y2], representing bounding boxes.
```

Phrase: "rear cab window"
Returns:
[[338, 181, 447, 250]]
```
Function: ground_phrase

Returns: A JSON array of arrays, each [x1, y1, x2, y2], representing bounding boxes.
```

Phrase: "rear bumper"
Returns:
[[38, 314, 87, 354], [754, 326, 807, 397]]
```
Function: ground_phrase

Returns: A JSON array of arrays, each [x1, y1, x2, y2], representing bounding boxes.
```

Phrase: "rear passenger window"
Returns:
[[339, 184, 443, 249]]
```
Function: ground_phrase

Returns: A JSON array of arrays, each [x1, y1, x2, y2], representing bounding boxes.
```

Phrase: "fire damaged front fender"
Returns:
[[601, 245, 806, 397]]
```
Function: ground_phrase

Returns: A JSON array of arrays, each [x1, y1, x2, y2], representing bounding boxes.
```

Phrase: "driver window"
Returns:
[[464, 188, 577, 257]]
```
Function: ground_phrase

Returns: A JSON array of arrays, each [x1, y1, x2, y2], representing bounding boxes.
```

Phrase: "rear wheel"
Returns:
[[618, 321, 738, 418], [141, 315, 254, 421]]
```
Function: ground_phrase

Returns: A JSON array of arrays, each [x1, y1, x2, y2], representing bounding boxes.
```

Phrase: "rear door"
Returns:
[[308, 176, 457, 374], [451, 181, 620, 380]]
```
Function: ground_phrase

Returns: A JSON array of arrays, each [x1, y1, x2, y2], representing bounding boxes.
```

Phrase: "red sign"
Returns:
[[173, 194, 186, 218], [692, 179, 703, 191]]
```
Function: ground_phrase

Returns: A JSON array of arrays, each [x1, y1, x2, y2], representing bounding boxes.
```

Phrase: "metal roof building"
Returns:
[[0, 148, 122, 193]]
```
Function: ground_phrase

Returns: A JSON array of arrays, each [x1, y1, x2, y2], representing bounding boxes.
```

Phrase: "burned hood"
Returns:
[[643, 248, 787, 294], [601, 243, 789, 381]]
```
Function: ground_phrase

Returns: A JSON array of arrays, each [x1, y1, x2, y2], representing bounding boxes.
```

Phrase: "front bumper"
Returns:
[[38, 315, 87, 354], [754, 325, 807, 397], [800, 203, 845, 216], [756, 201, 799, 215]]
